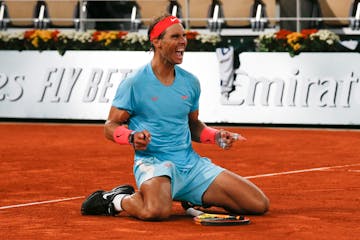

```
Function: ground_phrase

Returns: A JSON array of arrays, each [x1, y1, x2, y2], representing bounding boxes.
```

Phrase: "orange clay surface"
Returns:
[[0, 123, 360, 240]]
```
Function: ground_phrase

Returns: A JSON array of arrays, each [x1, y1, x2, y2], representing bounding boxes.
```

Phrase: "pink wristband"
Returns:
[[200, 127, 219, 144], [113, 126, 132, 145]]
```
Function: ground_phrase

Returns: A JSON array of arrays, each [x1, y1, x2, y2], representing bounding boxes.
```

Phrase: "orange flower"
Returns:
[[22, 30, 60, 47], [37, 30, 53, 42], [51, 30, 60, 41], [286, 32, 304, 51], [287, 32, 303, 42], [301, 29, 318, 39], [117, 31, 128, 39], [185, 31, 199, 40], [24, 30, 36, 39], [93, 31, 120, 46], [92, 31, 102, 41], [92, 31, 124, 46], [275, 29, 292, 40]]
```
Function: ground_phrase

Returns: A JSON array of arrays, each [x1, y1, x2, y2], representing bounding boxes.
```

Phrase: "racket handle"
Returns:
[[185, 207, 204, 217]]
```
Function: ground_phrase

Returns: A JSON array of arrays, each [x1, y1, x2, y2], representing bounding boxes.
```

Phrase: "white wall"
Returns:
[[0, 51, 359, 125]]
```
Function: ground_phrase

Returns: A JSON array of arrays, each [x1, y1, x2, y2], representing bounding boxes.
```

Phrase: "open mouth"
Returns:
[[175, 48, 184, 58]]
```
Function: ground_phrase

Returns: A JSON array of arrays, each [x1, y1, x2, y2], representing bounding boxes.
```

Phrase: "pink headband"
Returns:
[[150, 16, 181, 41]]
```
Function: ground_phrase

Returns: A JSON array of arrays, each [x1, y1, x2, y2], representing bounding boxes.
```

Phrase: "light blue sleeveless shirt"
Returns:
[[112, 63, 201, 169]]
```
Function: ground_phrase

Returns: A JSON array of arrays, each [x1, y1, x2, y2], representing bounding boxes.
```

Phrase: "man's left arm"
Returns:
[[188, 110, 245, 149]]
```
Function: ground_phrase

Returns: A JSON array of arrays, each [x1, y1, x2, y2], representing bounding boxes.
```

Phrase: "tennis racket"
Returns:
[[182, 202, 251, 226]]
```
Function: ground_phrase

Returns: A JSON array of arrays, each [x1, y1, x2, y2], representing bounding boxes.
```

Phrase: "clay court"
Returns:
[[1, 123, 359, 239]]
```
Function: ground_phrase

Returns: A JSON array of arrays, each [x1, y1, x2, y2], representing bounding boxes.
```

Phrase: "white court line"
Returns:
[[0, 196, 84, 210], [1, 163, 359, 210], [245, 163, 360, 179]]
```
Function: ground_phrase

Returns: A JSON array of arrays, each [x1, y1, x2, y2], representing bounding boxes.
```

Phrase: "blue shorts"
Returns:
[[133, 156, 224, 206]]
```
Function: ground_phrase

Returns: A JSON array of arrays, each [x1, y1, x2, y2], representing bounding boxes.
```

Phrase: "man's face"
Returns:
[[157, 23, 187, 65]]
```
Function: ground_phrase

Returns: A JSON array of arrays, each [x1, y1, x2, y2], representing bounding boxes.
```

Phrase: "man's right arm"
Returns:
[[104, 106, 131, 142], [104, 106, 151, 150]]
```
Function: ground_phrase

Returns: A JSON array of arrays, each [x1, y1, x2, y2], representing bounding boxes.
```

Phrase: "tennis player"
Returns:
[[81, 14, 269, 220]]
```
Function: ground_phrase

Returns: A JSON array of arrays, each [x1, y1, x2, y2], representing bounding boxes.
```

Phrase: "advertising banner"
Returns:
[[0, 51, 359, 125]]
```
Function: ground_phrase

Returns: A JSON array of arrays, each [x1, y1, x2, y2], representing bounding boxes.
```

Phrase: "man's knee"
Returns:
[[243, 195, 270, 215], [253, 195, 270, 215]]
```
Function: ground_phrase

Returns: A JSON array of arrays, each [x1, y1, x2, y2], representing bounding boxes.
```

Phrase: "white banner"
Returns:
[[216, 52, 360, 125], [0, 51, 359, 125]]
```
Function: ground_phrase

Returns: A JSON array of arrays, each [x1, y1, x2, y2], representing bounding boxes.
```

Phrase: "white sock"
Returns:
[[112, 194, 128, 212]]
